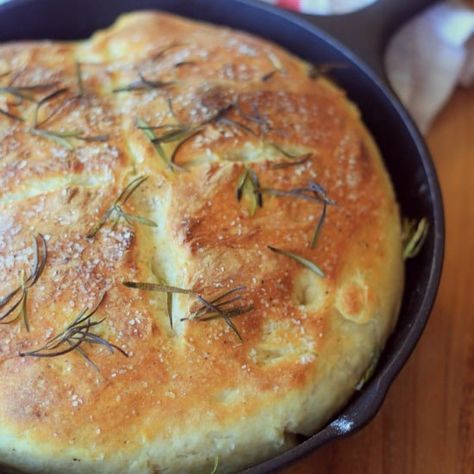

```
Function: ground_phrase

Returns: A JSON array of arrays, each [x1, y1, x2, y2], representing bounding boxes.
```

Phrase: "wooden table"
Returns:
[[284, 86, 474, 473]]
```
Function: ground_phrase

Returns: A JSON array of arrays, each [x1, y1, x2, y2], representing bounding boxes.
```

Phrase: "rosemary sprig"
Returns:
[[268, 246, 325, 278], [122, 281, 250, 341], [236, 168, 262, 216], [31, 128, 108, 150], [19, 293, 128, 371], [86, 175, 157, 239], [257, 181, 335, 248], [0, 234, 47, 331], [402, 217, 429, 259], [137, 117, 199, 170], [31, 85, 108, 148], [137, 117, 174, 169]]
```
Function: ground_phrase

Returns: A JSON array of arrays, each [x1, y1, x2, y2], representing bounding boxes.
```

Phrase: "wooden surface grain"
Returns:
[[284, 86, 474, 474]]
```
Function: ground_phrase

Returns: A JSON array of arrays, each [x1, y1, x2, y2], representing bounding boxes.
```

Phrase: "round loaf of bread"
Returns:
[[0, 11, 403, 473]]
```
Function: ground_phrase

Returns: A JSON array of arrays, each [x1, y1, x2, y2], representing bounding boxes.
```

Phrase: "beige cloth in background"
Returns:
[[262, 0, 474, 133], [385, 1, 474, 132]]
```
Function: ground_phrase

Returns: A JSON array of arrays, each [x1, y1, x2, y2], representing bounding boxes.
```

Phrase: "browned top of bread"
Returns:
[[0, 11, 403, 474]]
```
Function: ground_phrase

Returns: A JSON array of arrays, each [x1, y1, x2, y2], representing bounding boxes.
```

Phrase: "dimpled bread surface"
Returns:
[[0, 11, 403, 474]]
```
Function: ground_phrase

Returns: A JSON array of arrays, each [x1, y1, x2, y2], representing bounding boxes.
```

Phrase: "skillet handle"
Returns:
[[302, 0, 440, 81]]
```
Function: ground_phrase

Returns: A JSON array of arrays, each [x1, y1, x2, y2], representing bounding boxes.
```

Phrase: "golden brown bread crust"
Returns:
[[0, 12, 403, 473]]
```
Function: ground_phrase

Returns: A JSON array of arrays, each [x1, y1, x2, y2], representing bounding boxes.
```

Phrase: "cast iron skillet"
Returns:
[[0, 0, 444, 472]]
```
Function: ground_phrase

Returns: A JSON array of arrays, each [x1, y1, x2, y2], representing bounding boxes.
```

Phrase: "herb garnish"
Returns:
[[137, 105, 211, 170], [122, 282, 251, 341], [0, 82, 58, 103], [257, 182, 335, 248], [262, 52, 284, 82], [113, 72, 174, 93], [75, 61, 85, 96], [150, 43, 185, 62], [270, 154, 311, 169], [307, 63, 347, 80], [0, 234, 47, 331], [19, 293, 128, 372], [402, 217, 429, 259], [137, 118, 185, 170], [236, 168, 263, 216], [209, 456, 219, 474], [0, 107, 24, 122], [87, 175, 157, 239], [268, 246, 325, 278], [30, 83, 108, 149]]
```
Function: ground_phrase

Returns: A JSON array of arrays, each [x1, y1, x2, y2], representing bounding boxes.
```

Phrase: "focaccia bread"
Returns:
[[0, 11, 403, 474]]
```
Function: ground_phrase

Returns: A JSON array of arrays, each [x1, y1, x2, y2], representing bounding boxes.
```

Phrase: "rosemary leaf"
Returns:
[[76, 134, 109, 143], [86, 207, 115, 239], [247, 169, 263, 208], [154, 126, 193, 144], [262, 51, 284, 82], [138, 72, 174, 90], [34, 87, 69, 127], [150, 43, 184, 62], [31, 128, 75, 150], [0, 294, 23, 324], [268, 246, 325, 278], [123, 281, 194, 295], [113, 74, 174, 93], [270, 154, 311, 169], [137, 117, 171, 168], [308, 62, 347, 80], [174, 61, 196, 68], [195, 295, 243, 342], [0, 81, 58, 102], [196, 305, 253, 322], [402, 217, 429, 259], [0, 107, 24, 122], [0, 234, 47, 330], [170, 128, 202, 165], [355, 351, 379, 390], [236, 169, 249, 202], [209, 456, 219, 474], [20, 289, 29, 332], [120, 212, 158, 228], [218, 117, 257, 136], [310, 201, 327, 249], [167, 291, 173, 329], [117, 175, 149, 204], [236, 168, 262, 216], [75, 61, 84, 96], [0, 286, 21, 308], [271, 143, 306, 160]]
